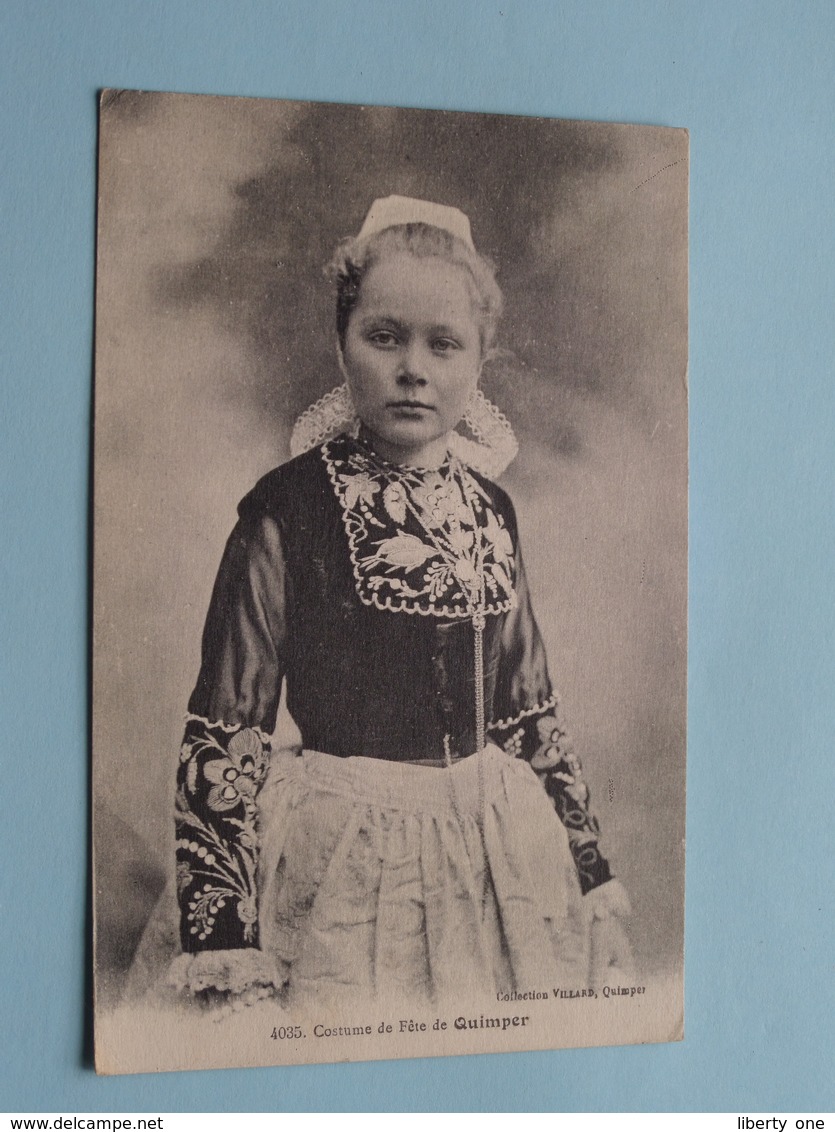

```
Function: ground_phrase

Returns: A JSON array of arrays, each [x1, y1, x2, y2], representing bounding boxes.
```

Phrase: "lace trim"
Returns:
[[289, 384, 518, 477], [166, 949, 286, 995], [451, 389, 519, 479], [289, 384, 358, 457], [184, 713, 272, 745], [322, 439, 515, 620], [488, 691, 559, 730]]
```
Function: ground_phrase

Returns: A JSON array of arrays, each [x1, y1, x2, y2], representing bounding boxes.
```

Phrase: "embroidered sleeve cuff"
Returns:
[[569, 834, 614, 895], [176, 716, 270, 950]]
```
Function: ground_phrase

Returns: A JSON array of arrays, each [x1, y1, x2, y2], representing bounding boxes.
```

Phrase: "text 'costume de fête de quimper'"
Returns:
[[155, 433, 615, 1007]]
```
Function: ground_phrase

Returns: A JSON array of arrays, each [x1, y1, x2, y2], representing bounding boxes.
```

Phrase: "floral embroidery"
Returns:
[[176, 719, 270, 947], [410, 472, 471, 528], [483, 509, 514, 565], [339, 470, 379, 510], [203, 727, 267, 813], [323, 436, 517, 618], [502, 726, 525, 758], [382, 481, 407, 523], [237, 896, 258, 925], [530, 715, 590, 804], [370, 533, 436, 571]]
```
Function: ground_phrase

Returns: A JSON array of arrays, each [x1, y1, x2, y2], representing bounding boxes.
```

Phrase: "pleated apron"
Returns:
[[256, 745, 590, 1007]]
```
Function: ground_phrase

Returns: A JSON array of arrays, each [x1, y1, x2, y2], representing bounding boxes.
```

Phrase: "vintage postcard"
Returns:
[[93, 90, 688, 1074]]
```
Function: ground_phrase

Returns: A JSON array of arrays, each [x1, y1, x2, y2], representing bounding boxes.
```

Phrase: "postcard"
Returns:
[[93, 89, 687, 1073]]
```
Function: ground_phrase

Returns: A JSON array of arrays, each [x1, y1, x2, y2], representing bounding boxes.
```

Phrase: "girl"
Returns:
[[154, 195, 632, 1012]]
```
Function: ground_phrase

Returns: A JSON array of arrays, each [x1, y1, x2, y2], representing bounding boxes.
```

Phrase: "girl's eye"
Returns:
[[368, 330, 399, 347], [433, 338, 460, 353]]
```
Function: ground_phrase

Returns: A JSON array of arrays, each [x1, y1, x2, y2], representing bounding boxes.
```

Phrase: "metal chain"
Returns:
[[472, 605, 489, 915], [358, 442, 491, 915], [472, 607, 486, 752]]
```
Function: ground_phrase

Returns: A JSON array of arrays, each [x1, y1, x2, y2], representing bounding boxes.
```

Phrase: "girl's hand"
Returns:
[[586, 878, 632, 921]]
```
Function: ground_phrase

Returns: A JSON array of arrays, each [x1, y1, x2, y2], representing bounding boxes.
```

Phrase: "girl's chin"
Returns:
[[362, 424, 453, 467]]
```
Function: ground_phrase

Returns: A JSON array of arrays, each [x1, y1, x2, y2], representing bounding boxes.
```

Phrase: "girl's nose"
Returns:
[[397, 345, 428, 385], [397, 369, 427, 387]]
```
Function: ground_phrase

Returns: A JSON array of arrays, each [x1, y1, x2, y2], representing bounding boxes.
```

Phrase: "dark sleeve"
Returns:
[[486, 538, 613, 895], [175, 511, 288, 953]]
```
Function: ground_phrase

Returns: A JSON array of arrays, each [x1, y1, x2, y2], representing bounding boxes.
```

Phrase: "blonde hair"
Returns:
[[326, 222, 503, 355]]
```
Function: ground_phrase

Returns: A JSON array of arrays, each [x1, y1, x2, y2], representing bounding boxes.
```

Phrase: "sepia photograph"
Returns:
[[92, 90, 688, 1074]]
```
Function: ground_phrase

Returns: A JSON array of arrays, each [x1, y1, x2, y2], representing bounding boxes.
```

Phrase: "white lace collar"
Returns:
[[291, 384, 518, 479]]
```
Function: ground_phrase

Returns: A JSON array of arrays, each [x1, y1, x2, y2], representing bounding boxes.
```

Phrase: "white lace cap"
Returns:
[[356, 195, 475, 251]]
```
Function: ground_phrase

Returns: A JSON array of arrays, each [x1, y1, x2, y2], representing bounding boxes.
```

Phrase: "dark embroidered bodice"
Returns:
[[175, 436, 612, 953]]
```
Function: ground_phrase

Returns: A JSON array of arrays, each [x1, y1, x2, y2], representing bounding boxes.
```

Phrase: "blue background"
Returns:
[[1, 0, 832, 1113]]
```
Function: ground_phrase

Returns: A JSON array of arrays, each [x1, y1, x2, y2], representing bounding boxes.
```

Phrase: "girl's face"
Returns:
[[341, 251, 483, 468]]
